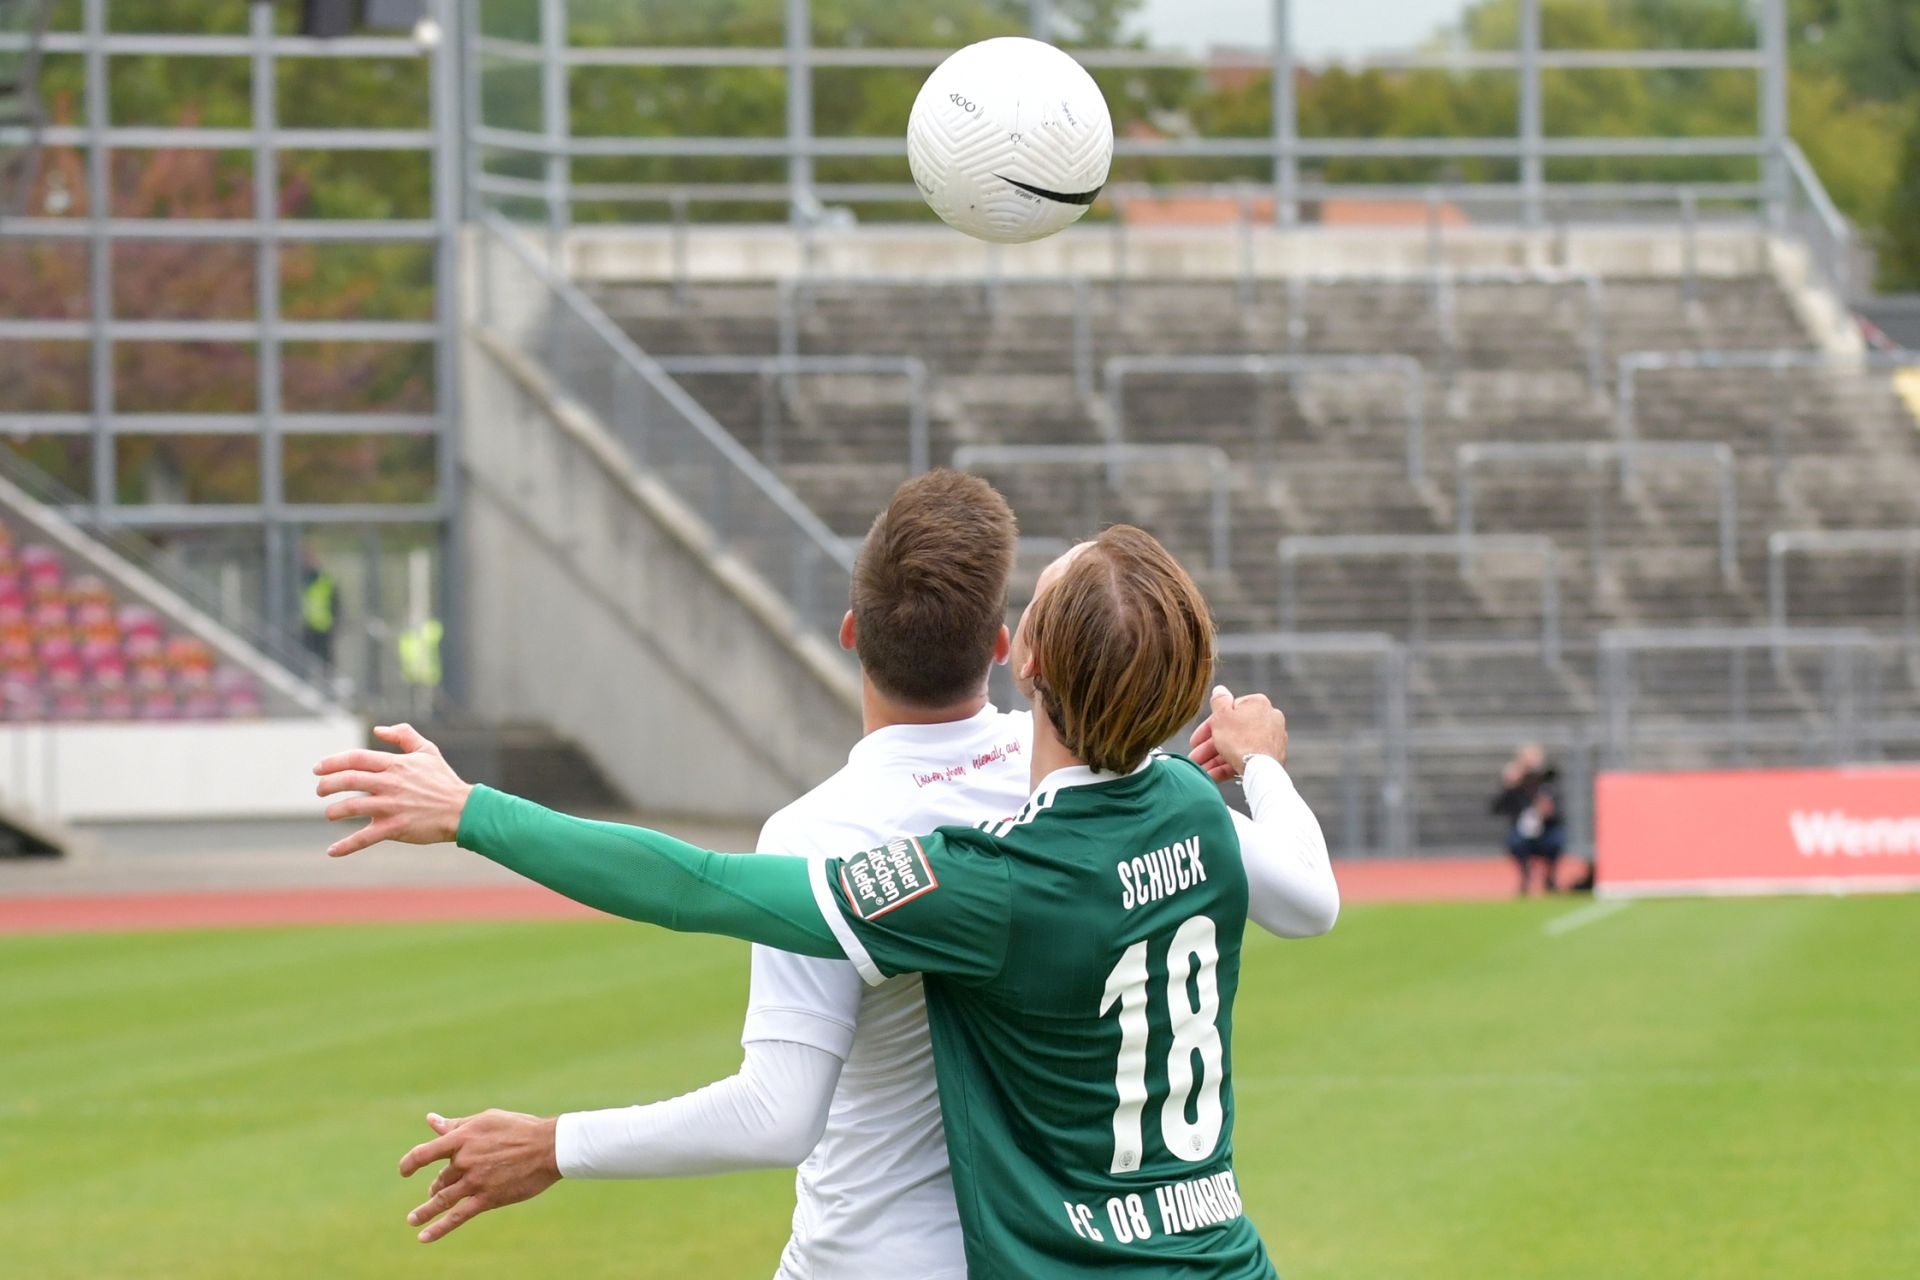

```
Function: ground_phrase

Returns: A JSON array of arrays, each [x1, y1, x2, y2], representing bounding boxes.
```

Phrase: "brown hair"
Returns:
[[852, 470, 1018, 708], [1024, 525, 1215, 774]]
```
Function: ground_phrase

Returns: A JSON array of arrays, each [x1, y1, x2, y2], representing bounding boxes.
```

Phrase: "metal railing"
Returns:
[[775, 276, 1099, 401], [1615, 348, 1920, 475], [952, 444, 1232, 572], [1280, 268, 1609, 400], [1277, 533, 1562, 659], [474, 212, 856, 638], [1104, 354, 1428, 480], [1213, 630, 1410, 856], [465, 0, 1820, 245], [1457, 441, 1739, 584], [0, 2, 461, 689], [1767, 530, 1920, 655], [1597, 626, 1880, 767], [651, 355, 931, 477]]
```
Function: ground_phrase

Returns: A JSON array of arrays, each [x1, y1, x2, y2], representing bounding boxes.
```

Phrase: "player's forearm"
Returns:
[[1236, 755, 1340, 938], [455, 786, 843, 957], [556, 1039, 841, 1178]]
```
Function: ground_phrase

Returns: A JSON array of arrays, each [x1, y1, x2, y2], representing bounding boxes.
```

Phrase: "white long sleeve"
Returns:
[[554, 1037, 844, 1179], [1232, 754, 1341, 938]]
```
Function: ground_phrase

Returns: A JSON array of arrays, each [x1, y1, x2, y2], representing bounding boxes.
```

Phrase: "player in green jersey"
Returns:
[[317, 525, 1317, 1278]]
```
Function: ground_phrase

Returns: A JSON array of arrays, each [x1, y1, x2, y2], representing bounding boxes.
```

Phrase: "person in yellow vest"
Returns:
[[300, 545, 337, 668], [398, 615, 443, 716]]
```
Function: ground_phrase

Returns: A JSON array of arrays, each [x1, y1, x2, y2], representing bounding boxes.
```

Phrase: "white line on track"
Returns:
[[1543, 897, 1630, 937]]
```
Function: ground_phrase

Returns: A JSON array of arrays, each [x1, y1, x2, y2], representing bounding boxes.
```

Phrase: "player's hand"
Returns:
[[399, 1109, 562, 1243], [1189, 685, 1288, 782], [313, 723, 473, 856]]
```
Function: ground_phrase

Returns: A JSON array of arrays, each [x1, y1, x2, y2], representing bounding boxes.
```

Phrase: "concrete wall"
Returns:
[[568, 222, 1786, 284], [459, 332, 862, 822], [0, 716, 362, 823]]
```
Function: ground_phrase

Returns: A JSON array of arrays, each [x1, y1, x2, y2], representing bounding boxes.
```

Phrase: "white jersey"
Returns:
[[745, 704, 1033, 1280]]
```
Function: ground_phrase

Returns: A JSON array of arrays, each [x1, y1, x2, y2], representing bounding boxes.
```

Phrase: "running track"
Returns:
[[0, 857, 1590, 935]]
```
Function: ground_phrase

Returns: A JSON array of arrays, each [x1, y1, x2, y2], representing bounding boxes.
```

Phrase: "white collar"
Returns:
[[1032, 752, 1156, 801], [848, 702, 1003, 763]]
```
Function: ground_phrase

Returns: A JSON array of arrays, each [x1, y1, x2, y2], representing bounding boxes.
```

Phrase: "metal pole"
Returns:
[[1518, 0, 1543, 228], [785, 0, 814, 227], [907, 360, 930, 476], [83, 0, 112, 522], [1383, 645, 1410, 856], [1071, 279, 1093, 401], [429, 3, 467, 704], [252, 2, 288, 652], [1905, 543, 1918, 662], [457, 0, 484, 220], [539, 0, 570, 263], [1271, 0, 1297, 226], [670, 191, 690, 306], [1402, 361, 1426, 479], [1768, 539, 1787, 631], [1208, 457, 1229, 573], [1680, 187, 1699, 307], [1236, 182, 1256, 311], [1759, 0, 1788, 230], [1717, 453, 1738, 585], [1769, 357, 1789, 482]]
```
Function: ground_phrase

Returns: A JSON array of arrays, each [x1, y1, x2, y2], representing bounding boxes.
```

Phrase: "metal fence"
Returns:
[[0, 1, 459, 703], [1105, 353, 1429, 480], [1456, 441, 1739, 585], [1615, 349, 1920, 473], [466, 0, 1829, 276], [952, 443, 1232, 572], [472, 212, 855, 638]]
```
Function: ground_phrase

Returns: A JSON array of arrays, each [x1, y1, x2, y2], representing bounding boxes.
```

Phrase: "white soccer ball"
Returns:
[[907, 37, 1114, 245]]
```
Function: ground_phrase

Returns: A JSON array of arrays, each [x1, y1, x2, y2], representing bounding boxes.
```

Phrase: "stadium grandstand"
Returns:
[[0, 0, 1915, 856]]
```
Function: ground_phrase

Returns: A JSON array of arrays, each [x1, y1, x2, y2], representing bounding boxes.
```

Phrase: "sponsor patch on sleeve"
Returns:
[[839, 836, 940, 921]]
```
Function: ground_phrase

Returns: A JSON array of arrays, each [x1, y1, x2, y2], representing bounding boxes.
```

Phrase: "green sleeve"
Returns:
[[455, 785, 842, 958], [819, 827, 1012, 985]]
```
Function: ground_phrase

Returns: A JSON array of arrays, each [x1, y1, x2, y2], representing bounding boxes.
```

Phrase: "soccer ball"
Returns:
[[907, 37, 1114, 245]]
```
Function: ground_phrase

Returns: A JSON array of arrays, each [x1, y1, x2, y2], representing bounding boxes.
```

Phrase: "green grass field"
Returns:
[[3, 896, 1916, 1279]]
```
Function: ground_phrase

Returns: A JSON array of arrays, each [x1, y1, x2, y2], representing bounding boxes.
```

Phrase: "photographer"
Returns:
[[1491, 744, 1564, 896]]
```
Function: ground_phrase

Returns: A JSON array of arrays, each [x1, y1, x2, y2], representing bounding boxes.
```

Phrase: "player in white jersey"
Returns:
[[373, 473, 1338, 1275]]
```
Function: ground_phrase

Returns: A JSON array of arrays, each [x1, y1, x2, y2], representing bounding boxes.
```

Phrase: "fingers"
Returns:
[[323, 793, 386, 823], [1189, 716, 1215, 750], [328, 817, 401, 858], [399, 1129, 463, 1178], [417, 1193, 491, 1244], [377, 723, 440, 756], [1209, 685, 1234, 718], [315, 770, 391, 800], [408, 1178, 472, 1229], [312, 749, 395, 778], [1201, 762, 1236, 783], [1190, 738, 1222, 770]]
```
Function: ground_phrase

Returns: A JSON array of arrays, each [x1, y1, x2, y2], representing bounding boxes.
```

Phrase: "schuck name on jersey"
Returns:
[[1117, 835, 1207, 911]]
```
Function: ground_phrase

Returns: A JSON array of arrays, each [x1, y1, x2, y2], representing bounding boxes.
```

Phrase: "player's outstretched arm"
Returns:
[[1190, 686, 1340, 938], [313, 725, 843, 958]]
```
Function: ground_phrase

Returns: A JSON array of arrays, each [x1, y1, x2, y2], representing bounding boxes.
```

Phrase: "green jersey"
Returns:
[[810, 754, 1274, 1280]]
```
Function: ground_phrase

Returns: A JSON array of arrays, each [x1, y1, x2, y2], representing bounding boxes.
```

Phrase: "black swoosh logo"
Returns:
[[993, 174, 1104, 206]]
